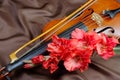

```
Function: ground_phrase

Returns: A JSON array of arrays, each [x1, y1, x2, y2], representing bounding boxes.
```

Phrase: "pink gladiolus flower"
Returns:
[[43, 57, 59, 73], [24, 28, 118, 73], [32, 55, 45, 64], [64, 48, 93, 72], [96, 33, 118, 60], [71, 28, 102, 49]]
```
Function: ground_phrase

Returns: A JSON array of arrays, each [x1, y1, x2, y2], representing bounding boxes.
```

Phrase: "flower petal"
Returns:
[[71, 28, 86, 40]]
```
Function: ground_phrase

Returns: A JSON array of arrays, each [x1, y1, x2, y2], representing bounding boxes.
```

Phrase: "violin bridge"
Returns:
[[91, 12, 103, 27]]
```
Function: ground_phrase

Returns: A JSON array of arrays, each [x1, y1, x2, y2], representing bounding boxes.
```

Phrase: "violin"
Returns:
[[0, 0, 120, 79]]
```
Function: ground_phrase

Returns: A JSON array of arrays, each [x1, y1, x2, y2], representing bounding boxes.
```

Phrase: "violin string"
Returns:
[[85, 15, 112, 28], [79, 13, 111, 28], [24, 12, 110, 55]]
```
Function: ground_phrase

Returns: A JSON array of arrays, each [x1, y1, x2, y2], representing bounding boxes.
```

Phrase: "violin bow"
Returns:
[[0, 0, 96, 79]]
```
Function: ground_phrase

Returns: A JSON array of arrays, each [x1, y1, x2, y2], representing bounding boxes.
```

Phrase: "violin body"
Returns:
[[89, 0, 120, 37], [0, 0, 120, 80], [43, 0, 120, 38]]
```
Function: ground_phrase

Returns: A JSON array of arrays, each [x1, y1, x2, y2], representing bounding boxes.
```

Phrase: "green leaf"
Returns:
[[114, 45, 120, 54]]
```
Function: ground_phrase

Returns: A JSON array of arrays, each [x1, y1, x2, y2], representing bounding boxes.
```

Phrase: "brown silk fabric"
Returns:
[[0, 0, 120, 80]]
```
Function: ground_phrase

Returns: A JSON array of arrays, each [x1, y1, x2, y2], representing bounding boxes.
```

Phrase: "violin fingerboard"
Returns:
[[6, 22, 87, 72]]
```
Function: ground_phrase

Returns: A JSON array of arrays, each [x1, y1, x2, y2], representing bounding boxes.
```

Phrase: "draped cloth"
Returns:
[[0, 0, 120, 80]]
